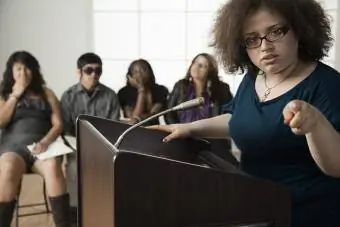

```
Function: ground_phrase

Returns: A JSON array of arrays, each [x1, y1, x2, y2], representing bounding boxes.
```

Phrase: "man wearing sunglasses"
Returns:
[[60, 52, 120, 225]]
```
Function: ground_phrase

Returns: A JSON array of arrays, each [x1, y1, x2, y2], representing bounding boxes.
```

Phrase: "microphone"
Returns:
[[170, 96, 205, 111], [112, 97, 205, 151]]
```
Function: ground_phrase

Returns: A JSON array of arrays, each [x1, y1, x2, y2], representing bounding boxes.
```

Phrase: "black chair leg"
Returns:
[[43, 180, 49, 212], [15, 200, 19, 227], [16, 177, 50, 227]]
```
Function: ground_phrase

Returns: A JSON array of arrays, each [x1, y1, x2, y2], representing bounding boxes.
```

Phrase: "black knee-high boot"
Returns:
[[49, 193, 70, 227], [0, 200, 16, 227]]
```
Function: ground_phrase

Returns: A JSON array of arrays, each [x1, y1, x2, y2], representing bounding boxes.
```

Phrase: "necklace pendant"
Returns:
[[261, 88, 271, 102], [264, 88, 271, 97]]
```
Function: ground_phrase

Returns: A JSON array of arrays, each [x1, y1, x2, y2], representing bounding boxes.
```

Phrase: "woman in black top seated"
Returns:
[[0, 51, 69, 227], [165, 53, 233, 124], [118, 59, 169, 125]]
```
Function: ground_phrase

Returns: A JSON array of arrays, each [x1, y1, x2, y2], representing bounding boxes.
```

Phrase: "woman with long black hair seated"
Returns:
[[118, 59, 169, 125], [0, 51, 69, 227]]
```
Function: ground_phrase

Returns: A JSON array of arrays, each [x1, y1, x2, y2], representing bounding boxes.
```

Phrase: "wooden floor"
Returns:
[[11, 174, 55, 227]]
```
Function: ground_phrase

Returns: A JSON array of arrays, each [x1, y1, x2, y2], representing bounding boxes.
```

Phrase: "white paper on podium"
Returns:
[[27, 136, 76, 160]]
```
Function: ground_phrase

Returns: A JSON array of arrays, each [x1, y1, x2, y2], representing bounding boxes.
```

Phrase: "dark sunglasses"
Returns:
[[82, 67, 102, 75]]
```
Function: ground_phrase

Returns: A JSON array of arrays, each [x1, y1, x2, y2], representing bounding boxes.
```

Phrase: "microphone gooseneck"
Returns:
[[113, 97, 205, 150]]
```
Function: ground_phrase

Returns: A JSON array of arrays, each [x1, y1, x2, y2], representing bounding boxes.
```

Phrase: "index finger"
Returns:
[[282, 107, 295, 125], [282, 100, 304, 124], [127, 75, 135, 81]]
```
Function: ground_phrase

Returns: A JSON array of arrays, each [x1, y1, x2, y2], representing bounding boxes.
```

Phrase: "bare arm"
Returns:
[[134, 85, 168, 120], [132, 90, 147, 117], [283, 99, 340, 178], [39, 88, 63, 145], [126, 98, 166, 125], [149, 103, 163, 115], [125, 75, 148, 118], [0, 73, 30, 127], [188, 114, 231, 139], [306, 112, 340, 177], [124, 106, 134, 118], [0, 95, 19, 127], [148, 114, 231, 142], [123, 91, 148, 118]]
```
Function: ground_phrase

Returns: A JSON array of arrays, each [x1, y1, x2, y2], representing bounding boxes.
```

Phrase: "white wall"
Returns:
[[0, 0, 94, 98], [92, 0, 241, 94], [318, 0, 339, 70]]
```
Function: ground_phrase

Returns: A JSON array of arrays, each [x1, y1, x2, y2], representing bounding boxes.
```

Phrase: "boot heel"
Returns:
[[49, 193, 70, 227], [0, 200, 16, 227]]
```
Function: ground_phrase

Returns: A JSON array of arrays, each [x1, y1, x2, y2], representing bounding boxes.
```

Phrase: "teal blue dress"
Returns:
[[224, 62, 340, 227]]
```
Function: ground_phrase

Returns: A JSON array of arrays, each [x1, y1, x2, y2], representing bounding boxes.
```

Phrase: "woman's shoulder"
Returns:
[[118, 85, 132, 95], [175, 79, 187, 85], [43, 86, 54, 96], [306, 62, 340, 93], [154, 83, 169, 93], [170, 79, 187, 91], [216, 80, 231, 89], [314, 62, 340, 81], [232, 72, 254, 94], [43, 86, 58, 102], [308, 62, 340, 130]]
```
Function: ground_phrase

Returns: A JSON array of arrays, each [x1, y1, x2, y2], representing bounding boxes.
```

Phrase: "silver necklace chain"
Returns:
[[261, 74, 290, 102], [260, 61, 301, 102]]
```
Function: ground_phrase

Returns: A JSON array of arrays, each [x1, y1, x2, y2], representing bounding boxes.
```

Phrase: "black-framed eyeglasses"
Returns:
[[244, 25, 290, 49], [82, 67, 102, 76]]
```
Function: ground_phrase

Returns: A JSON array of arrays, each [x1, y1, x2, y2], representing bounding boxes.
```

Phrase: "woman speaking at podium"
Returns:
[[150, 0, 340, 226]]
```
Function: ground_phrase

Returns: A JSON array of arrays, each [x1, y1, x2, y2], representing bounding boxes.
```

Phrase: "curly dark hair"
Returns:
[[126, 59, 156, 89], [0, 51, 46, 100], [211, 0, 333, 74], [179, 53, 223, 102]]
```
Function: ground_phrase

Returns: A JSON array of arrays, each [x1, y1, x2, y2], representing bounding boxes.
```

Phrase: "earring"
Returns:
[[207, 80, 212, 89], [207, 80, 212, 96], [189, 76, 193, 82]]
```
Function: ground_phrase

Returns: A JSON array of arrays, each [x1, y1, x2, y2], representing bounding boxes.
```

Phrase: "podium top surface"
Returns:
[[76, 115, 211, 164]]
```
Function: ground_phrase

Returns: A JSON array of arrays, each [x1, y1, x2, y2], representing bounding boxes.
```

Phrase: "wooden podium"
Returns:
[[76, 115, 291, 227]]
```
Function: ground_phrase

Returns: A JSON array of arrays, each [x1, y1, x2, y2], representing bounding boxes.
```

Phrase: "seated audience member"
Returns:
[[165, 53, 233, 124], [61, 53, 120, 135], [60, 52, 120, 224], [165, 53, 235, 163], [118, 59, 169, 125], [0, 51, 69, 227]]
